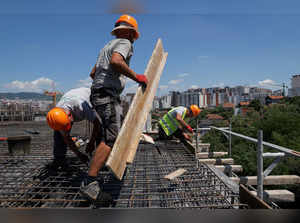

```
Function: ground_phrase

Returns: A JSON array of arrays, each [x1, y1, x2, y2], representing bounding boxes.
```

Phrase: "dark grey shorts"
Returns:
[[92, 103, 122, 148]]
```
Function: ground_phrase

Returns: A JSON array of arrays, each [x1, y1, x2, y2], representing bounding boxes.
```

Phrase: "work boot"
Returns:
[[80, 180, 113, 207], [47, 158, 72, 174]]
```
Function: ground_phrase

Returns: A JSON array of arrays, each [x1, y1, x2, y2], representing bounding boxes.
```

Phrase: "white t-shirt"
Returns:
[[56, 87, 96, 122], [169, 106, 187, 119]]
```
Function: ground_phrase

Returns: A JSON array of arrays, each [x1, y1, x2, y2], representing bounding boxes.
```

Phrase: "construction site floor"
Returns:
[[0, 121, 241, 209]]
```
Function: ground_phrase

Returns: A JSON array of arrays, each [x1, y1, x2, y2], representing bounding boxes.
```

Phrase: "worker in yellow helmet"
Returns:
[[80, 14, 148, 206], [46, 87, 99, 173], [158, 105, 201, 142]]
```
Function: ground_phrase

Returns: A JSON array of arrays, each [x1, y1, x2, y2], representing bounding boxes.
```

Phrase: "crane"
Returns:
[[44, 91, 62, 108]]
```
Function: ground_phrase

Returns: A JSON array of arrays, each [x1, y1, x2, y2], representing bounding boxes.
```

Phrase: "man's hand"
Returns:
[[183, 133, 193, 142], [136, 74, 148, 88], [186, 125, 193, 133]]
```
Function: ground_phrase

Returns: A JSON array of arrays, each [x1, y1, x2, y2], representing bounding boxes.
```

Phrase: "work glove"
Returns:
[[186, 125, 193, 133], [136, 74, 148, 88]]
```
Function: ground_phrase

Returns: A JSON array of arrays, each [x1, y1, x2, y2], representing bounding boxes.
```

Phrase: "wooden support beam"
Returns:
[[214, 165, 243, 173], [196, 151, 228, 159], [231, 175, 300, 185], [239, 184, 272, 209], [198, 158, 234, 165], [106, 39, 168, 180], [250, 190, 295, 203]]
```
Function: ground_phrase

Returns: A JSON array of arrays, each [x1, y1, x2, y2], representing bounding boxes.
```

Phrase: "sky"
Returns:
[[1, 0, 300, 96]]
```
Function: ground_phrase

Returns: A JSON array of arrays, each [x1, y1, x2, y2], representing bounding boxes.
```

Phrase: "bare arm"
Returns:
[[60, 131, 89, 164], [110, 52, 139, 82], [176, 113, 190, 131]]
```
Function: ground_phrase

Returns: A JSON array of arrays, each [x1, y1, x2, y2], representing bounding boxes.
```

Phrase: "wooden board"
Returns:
[[239, 184, 272, 209], [106, 39, 168, 180], [164, 168, 187, 180], [231, 175, 300, 185]]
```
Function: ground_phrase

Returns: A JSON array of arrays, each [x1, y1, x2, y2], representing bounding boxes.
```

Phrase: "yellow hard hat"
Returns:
[[111, 14, 140, 40], [190, 105, 201, 117], [46, 107, 71, 131]]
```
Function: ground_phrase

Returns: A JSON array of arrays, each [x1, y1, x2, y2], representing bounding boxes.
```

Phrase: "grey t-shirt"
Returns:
[[91, 38, 133, 97], [56, 87, 96, 122]]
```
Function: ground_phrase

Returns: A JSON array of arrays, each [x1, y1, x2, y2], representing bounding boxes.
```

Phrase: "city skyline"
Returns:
[[1, 1, 300, 95]]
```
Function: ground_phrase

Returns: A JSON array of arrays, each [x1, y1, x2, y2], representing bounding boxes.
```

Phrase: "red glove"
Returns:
[[186, 125, 193, 133], [136, 74, 148, 88]]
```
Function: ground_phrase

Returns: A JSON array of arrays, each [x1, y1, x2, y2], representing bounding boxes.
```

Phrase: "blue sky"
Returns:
[[1, 0, 300, 95]]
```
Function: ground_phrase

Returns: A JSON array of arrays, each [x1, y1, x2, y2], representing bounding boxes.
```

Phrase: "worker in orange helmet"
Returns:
[[158, 105, 201, 142], [80, 14, 148, 206], [46, 87, 100, 173]]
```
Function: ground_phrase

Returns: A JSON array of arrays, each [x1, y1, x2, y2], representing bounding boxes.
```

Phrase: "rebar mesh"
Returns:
[[0, 121, 242, 209]]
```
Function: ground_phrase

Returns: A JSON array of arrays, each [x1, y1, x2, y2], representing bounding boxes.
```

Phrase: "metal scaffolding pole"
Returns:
[[257, 130, 264, 199]]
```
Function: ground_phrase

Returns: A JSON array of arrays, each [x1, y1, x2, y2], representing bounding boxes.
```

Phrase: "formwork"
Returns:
[[0, 121, 243, 209]]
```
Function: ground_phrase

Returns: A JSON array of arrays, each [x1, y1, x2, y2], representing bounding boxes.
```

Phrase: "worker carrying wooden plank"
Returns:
[[46, 87, 99, 170], [79, 14, 148, 206], [158, 105, 201, 142]]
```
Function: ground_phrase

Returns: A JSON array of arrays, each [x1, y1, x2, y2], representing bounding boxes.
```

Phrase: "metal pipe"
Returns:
[[257, 130, 263, 199]]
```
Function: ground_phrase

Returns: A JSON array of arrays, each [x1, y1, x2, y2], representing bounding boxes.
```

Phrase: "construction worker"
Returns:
[[80, 14, 148, 205], [46, 87, 99, 172], [158, 105, 201, 142]]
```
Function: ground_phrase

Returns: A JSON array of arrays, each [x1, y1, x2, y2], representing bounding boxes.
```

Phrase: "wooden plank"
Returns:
[[106, 39, 168, 180], [239, 184, 272, 209], [214, 165, 243, 173], [164, 168, 187, 180], [196, 152, 228, 159], [231, 175, 300, 185], [180, 138, 195, 154], [198, 158, 234, 165], [250, 190, 295, 203]]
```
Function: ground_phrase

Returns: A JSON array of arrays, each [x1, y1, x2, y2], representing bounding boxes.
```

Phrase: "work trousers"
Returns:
[[158, 125, 185, 142], [53, 130, 67, 162]]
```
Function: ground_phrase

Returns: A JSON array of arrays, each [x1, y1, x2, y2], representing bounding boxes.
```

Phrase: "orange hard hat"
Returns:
[[190, 105, 201, 117], [46, 107, 72, 131], [111, 14, 140, 40]]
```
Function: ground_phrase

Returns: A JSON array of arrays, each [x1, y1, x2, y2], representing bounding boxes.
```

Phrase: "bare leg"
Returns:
[[88, 142, 111, 177]]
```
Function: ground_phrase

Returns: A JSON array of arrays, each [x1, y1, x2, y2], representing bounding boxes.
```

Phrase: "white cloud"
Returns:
[[190, 85, 199, 89], [169, 79, 184, 85], [124, 84, 139, 93], [3, 77, 56, 92], [258, 79, 276, 87], [77, 77, 92, 88], [159, 85, 169, 90], [178, 73, 190, 78], [212, 82, 225, 88]]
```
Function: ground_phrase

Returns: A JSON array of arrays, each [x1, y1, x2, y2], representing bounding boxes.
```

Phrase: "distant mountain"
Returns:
[[0, 92, 52, 100]]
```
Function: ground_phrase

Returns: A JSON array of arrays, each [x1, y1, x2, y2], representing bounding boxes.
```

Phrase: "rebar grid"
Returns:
[[0, 121, 242, 209]]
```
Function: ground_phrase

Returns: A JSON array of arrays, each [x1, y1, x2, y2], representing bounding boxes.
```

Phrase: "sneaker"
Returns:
[[80, 180, 113, 206]]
